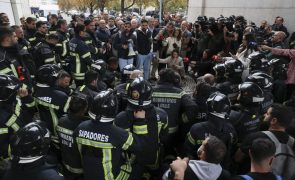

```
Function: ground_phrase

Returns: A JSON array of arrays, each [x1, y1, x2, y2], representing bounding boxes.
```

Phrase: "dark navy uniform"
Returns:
[[34, 84, 71, 147], [24, 28, 37, 46], [152, 83, 197, 158], [33, 40, 57, 69], [216, 78, 241, 104], [229, 106, 262, 143], [73, 119, 143, 180], [3, 157, 64, 180], [0, 46, 33, 89], [56, 30, 70, 68], [48, 24, 58, 34], [84, 31, 102, 60], [57, 113, 87, 179], [114, 107, 169, 178], [69, 36, 93, 86], [31, 32, 46, 47]]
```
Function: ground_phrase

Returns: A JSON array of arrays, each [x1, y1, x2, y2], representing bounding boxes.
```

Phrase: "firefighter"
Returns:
[[3, 122, 64, 180], [56, 19, 70, 70], [73, 89, 145, 180], [0, 74, 35, 178], [69, 23, 93, 86], [151, 68, 197, 161], [33, 33, 59, 69], [114, 77, 169, 179], [57, 92, 88, 180], [33, 64, 71, 161]]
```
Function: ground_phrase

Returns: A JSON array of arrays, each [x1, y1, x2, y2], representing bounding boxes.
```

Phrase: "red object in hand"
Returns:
[[17, 66, 25, 81], [212, 55, 221, 62], [183, 57, 189, 64]]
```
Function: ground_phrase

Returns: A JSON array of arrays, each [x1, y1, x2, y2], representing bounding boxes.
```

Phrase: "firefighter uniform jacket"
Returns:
[[0, 46, 33, 89], [56, 113, 88, 177], [33, 41, 57, 69], [31, 32, 46, 47], [184, 114, 237, 165], [152, 83, 197, 134], [24, 28, 37, 46], [84, 31, 102, 60], [34, 84, 71, 145], [69, 36, 93, 82], [229, 105, 262, 143], [3, 157, 64, 180], [56, 30, 70, 66], [114, 106, 169, 178], [73, 119, 144, 180], [0, 95, 36, 163], [48, 24, 58, 34]]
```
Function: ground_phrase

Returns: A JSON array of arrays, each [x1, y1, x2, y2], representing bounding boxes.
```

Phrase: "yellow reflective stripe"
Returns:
[[35, 98, 60, 110], [62, 162, 83, 174], [152, 92, 186, 99], [95, 47, 98, 54], [11, 123, 20, 132], [81, 52, 91, 59], [85, 40, 92, 44], [76, 137, 113, 148], [0, 128, 8, 134], [22, 46, 28, 50], [44, 57, 56, 63], [6, 98, 21, 131], [0, 68, 12, 74], [63, 97, 71, 113], [187, 132, 195, 145], [28, 37, 36, 41], [50, 107, 59, 137], [56, 126, 73, 135], [73, 73, 85, 80], [157, 121, 162, 135], [51, 135, 60, 144], [79, 85, 86, 92], [10, 64, 18, 77], [168, 126, 179, 134], [102, 149, 114, 180], [116, 163, 132, 180], [133, 125, 148, 135], [25, 100, 36, 108], [125, 83, 130, 91], [49, 31, 57, 34], [62, 40, 67, 56], [56, 43, 62, 47], [122, 132, 134, 150]]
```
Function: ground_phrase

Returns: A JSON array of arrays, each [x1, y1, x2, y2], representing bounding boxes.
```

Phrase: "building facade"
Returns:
[[187, 0, 295, 33]]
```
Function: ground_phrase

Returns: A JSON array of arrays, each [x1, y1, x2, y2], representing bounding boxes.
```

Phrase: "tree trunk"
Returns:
[[121, 0, 125, 15]]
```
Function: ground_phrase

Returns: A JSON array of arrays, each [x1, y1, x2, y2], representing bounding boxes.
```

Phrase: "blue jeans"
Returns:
[[119, 58, 134, 71], [136, 53, 152, 80]]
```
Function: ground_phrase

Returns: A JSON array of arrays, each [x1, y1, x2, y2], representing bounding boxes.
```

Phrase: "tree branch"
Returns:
[[124, 0, 136, 11]]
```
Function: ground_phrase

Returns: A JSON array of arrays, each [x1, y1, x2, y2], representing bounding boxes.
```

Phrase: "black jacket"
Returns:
[[34, 84, 70, 145], [114, 31, 137, 59], [69, 35, 93, 81], [135, 28, 152, 55]]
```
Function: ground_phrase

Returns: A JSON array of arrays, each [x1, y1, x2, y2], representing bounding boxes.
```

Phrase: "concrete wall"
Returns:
[[188, 0, 295, 33], [0, 0, 31, 25]]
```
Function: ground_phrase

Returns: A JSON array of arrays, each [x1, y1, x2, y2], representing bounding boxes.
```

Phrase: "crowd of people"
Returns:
[[0, 11, 295, 180]]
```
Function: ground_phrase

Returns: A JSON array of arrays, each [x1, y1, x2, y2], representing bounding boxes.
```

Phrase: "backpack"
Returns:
[[262, 131, 295, 180]]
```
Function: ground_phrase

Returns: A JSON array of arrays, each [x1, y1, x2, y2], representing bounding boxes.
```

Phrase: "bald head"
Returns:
[[272, 31, 286, 43], [203, 73, 215, 86]]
